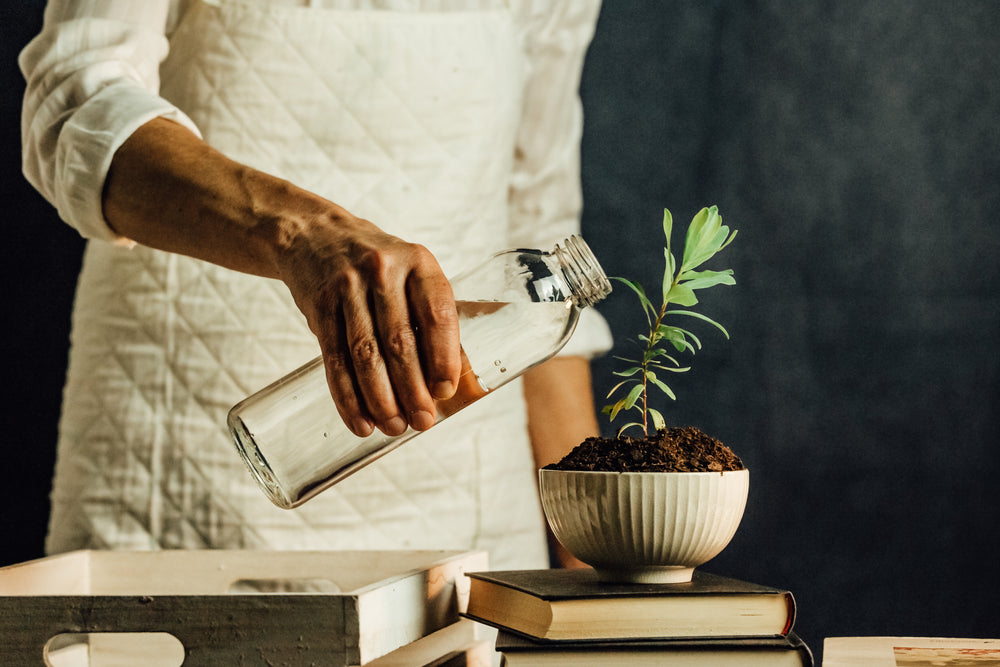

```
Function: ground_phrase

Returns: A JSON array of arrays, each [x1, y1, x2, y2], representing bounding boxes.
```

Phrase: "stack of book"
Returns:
[[461, 568, 812, 666]]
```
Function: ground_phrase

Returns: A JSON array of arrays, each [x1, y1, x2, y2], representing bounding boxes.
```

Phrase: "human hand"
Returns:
[[101, 119, 460, 438], [276, 207, 462, 438]]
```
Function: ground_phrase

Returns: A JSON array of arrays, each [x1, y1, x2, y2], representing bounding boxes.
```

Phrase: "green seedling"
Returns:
[[603, 206, 738, 437]]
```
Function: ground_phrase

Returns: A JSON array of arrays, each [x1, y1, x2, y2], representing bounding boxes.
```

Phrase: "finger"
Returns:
[[406, 247, 461, 401], [341, 284, 408, 437], [314, 302, 375, 438], [372, 278, 437, 432]]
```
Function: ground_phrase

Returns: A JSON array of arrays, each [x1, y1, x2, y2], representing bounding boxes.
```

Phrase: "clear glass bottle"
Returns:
[[228, 236, 611, 508]]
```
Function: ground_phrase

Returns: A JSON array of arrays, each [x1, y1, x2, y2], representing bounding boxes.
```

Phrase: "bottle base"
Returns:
[[229, 415, 295, 509]]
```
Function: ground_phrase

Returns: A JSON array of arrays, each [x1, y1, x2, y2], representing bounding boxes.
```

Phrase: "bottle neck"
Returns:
[[552, 236, 612, 308]]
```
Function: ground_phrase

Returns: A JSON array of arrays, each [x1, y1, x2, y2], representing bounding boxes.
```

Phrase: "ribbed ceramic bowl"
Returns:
[[539, 468, 749, 584]]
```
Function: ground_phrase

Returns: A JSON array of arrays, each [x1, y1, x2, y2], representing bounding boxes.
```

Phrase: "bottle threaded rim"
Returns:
[[555, 235, 612, 308]]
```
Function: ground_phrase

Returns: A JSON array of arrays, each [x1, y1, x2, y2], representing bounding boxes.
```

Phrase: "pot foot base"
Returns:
[[594, 566, 695, 584]]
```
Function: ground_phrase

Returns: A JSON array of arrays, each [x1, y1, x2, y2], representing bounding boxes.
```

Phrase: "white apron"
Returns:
[[47, 0, 550, 570]]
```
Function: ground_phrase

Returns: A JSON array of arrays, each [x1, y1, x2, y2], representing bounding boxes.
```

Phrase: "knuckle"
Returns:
[[358, 246, 398, 280], [425, 298, 458, 324], [323, 348, 351, 376], [302, 280, 349, 331], [418, 299, 459, 337], [383, 326, 418, 360], [350, 337, 382, 372], [410, 244, 444, 274], [409, 242, 434, 262], [309, 293, 339, 325], [323, 266, 360, 301]]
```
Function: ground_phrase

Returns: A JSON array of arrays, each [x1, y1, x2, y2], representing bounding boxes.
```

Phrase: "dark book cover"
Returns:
[[468, 568, 792, 601], [463, 568, 797, 642], [496, 630, 814, 666]]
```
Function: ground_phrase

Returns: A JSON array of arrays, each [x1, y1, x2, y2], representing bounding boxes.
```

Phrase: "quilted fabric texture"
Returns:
[[32, 0, 607, 570]]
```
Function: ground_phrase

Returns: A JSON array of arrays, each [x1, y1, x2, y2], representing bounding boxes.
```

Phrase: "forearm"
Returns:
[[522, 355, 600, 469], [522, 355, 600, 568], [104, 117, 330, 278]]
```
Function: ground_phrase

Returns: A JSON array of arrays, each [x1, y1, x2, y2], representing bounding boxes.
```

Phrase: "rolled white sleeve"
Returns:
[[509, 0, 612, 359], [19, 1, 200, 244]]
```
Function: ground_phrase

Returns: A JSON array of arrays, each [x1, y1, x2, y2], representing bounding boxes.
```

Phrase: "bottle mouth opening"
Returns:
[[556, 235, 613, 308]]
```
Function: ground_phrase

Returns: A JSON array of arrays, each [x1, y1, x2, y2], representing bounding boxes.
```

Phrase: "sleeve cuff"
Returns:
[[559, 307, 614, 360], [55, 83, 201, 245]]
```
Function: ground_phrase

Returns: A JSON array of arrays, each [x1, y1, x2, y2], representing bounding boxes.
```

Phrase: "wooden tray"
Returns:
[[0, 549, 488, 666]]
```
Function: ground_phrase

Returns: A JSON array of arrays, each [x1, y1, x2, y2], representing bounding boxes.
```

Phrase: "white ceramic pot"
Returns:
[[538, 468, 749, 584]]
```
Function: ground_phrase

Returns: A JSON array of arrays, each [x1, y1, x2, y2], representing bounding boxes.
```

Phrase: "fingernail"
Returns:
[[410, 410, 435, 431], [384, 416, 407, 435], [432, 381, 455, 399], [352, 418, 374, 437]]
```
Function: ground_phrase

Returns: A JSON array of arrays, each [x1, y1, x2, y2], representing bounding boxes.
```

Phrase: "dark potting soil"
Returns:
[[545, 426, 745, 473]]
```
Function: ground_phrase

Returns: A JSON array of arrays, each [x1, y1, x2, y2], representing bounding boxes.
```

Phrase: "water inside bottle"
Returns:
[[454, 298, 575, 394]]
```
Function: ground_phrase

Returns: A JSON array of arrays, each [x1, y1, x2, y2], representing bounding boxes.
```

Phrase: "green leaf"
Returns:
[[648, 408, 666, 432], [612, 277, 655, 324], [685, 224, 737, 270], [623, 383, 644, 410], [678, 268, 736, 291], [646, 347, 681, 363], [656, 325, 696, 353], [662, 208, 674, 251], [682, 206, 720, 269], [662, 337, 690, 355], [605, 380, 633, 399], [612, 366, 643, 378], [650, 363, 691, 373], [612, 355, 641, 365], [683, 206, 711, 250], [648, 363, 679, 375], [617, 422, 645, 437], [681, 206, 739, 271], [671, 340, 694, 354], [645, 371, 677, 400], [663, 248, 677, 303], [665, 283, 698, 307], [657, 324, 701, 351], [665, 309, 731, 339], [718, 227, 738, 253], [662, 208, 677, 302], [602, 398, 628, 422], [680, 327, 703, 350]]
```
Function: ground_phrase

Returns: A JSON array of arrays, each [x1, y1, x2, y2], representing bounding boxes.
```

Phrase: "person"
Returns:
[[19, 0, 611, 571]]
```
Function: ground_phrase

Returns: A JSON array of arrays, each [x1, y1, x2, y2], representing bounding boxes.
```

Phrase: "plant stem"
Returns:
[[641, 370, 648, 436], [640, 298, 672, 437]]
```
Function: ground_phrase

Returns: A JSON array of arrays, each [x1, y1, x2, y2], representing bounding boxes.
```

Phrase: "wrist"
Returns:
[[232, 165, 358, 280]]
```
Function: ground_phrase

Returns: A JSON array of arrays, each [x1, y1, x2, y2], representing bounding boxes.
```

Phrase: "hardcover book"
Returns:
[[823, 636, 1000, 666], [463, 568, 796, 642], [495, 630, 813, 666]]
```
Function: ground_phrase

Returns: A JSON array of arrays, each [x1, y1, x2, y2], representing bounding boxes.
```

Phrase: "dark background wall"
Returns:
[[2, 1, 86, 562], [3, 1, 998, 661], [580, 1, 1000, 659]]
